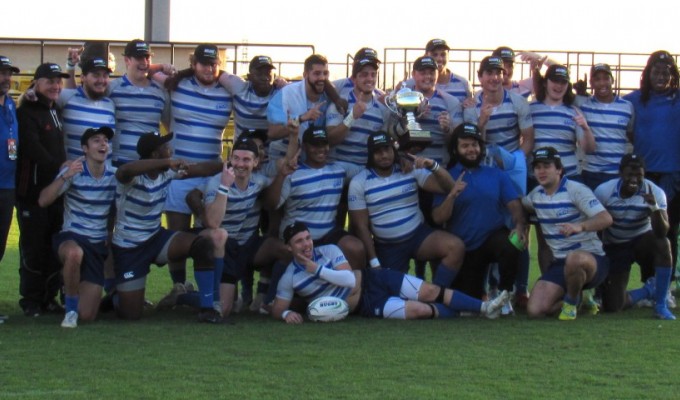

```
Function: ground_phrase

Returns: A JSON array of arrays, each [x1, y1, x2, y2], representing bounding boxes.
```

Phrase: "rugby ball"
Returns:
[[307, 296, 350, 322]]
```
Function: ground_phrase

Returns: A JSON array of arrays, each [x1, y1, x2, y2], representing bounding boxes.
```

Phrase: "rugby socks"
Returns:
[[213, 258, 224, 301], [65, 295, 79, 314], [434, 303, 458, 318], [447, 290, 483, 312], [104, 278, 116, 294], [256, 279, 270, 295], [194, 270, 215, 308], [432, 264, 458, 287], [629, 284, 653, 304], [170, 269, 186, 285], [655, 266, 672, 307], [514, 249, 530, 293], [176, 292, 201, 308], [563, 294, 579, 306]]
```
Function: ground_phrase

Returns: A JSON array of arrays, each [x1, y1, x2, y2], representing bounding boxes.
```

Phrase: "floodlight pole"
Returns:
[[145, 0, 171, 43]]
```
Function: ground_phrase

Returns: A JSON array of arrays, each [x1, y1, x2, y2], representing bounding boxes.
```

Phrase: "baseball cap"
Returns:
[[0, 56, 20, 73], [231, 137, 259, 155], [194, 44, 220, 64], [425, 39, 450, 53], [302, 126, 328, 145], [80, 126, 114, 146], [453, 123, 483, 141], [352, 57, 380, 75], [249, 55, 275, 71], [545, 64, 570, 82], [354, 47, 380, 63], [619, 153, 646, 171], [647, 50, 675, 66], [123, 39, 152, 57], [492, 46, 516, 63], [532, 147, 561, 166], [81, 57, 113, 75], [590, 63, 613, 78], [34, 63, 69, 80], [478, 56, 505, 73], [283, 221, 309, 244], [137, 131, 174, 159], [367, 131, 394, 153], [240, 128, 268, 143], [413, 56, 438, 71]]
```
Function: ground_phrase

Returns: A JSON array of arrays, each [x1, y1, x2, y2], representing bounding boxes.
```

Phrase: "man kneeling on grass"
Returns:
[[272, 221, 509, 323], [39, 127, 117, 328]]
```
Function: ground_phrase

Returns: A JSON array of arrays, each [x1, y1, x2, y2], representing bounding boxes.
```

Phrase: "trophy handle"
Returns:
[[384, 91, 399, 115]]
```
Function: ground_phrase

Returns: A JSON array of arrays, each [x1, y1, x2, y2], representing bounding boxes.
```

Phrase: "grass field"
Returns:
[[1, 217, 680, 399]]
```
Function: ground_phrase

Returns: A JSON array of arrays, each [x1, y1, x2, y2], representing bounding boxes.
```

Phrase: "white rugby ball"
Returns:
[[307, 296, 349, 322]]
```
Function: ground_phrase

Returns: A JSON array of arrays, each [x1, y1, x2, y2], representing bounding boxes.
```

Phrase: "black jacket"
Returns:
[[16, 93, 66, 204]]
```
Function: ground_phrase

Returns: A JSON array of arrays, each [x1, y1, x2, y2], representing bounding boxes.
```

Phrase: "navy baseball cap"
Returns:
[[413, 56, 438, 71], [453, 123, 483, 141], [590, 63, 613, 78], [302, 126, 328, 145], [352, 57, 380, 75], [546, 65, 570, 82], [123, 39, 152, 57], [532, 147, 561, 166], [367, 131, 395, 153], [492, 46, 516, 63], [81, 126, 114, 145], [81, 57, 112, 74], [137, 131, 174, 159], [283, 221, 309, 244], [0, 56, 19, 73], [231, 137, 259, 155], [34, 63, 69, 80], [478, 56, 505, 73], [194, 44, 220, 64], [240, 128, 268, 143], [249, 55, 275, 71], [647, 50, 675, 66], [354, 47, 380, 63], [426, 39, 450, 52], [619, 153, 646, 171]]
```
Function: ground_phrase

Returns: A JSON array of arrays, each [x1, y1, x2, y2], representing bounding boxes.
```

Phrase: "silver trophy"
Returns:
[[384, 84, 431, 150]]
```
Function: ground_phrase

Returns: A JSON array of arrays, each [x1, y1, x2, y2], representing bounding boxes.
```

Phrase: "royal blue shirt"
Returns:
[[0, 96, 18, 189]]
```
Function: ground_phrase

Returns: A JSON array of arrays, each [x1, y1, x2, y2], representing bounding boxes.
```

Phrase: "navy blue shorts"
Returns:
[[53, 231, 108, 286], [112, 228, 176, 284], [359, 268, 406, 318], [604, 235, 653, 275], [540, 253, 610, 290], [223, 234, 265, 283], [314, 228, 350, 247], [374, 223, 432, 273]]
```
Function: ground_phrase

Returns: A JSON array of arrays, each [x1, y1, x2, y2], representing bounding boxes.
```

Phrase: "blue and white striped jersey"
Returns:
[[58, 88, 116, 161], [108, 76, 170, 165], [530, 102, 584, 177], [402, 72, 471, 102], [221, 75, 279, 133], [276, 244, 351, 302], [170, 77, 231, 162], [278, 163, 346, 240], [326, 92, 391, 168], [594, 178, 667, 244], [58, 162, 117, 243], [113, 170, 178, 247], [348, 166, 430, 243], [331, 77, 384, 98], [576, 96, 634, 175], [464, 89, 533, 152], [203, 172, 272, 245], [523, 177, 606, 259]]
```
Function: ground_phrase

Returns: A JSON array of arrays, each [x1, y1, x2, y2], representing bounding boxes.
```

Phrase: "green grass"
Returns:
[[2, 217, 680, 399]]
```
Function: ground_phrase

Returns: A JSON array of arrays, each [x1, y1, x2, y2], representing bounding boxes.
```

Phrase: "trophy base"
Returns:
[[398, 130, 432, 153]]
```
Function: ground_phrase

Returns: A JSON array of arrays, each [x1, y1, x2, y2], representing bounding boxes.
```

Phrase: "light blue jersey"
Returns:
[[57, 162, 117, 243], [170, 77, 231, 162], [278, 163, 346, 240], [221, 75, 279, 134], [113, 170, 178, 247], [594, 178, 667, 244], [58, 88, 116, 161], [576, 96, 633, 175], [276, 244, 351, 302], [348, 166, 430, 243], [108, 76, 170, 165], [464, 89, 533, 152], [530, 102, 584, 177], [523, 177, 606, 259], [203, 172, 272, 245]]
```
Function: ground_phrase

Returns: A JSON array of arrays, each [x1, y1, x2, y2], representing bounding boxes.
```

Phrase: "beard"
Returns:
[[457, 153, 482, 168]]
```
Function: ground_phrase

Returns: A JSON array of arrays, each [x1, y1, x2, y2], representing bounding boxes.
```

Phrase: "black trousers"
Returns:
[[0, 189, 14, 263]]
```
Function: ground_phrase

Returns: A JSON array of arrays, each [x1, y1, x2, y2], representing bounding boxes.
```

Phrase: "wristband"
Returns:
[[343, 113, 355, 128], [428, 161, 440, 173], [369, 258, 381, 268], [650, 204, 661, 212], [281, 310, 291, 320], [218, 184, 229, 196], [66, 62, 75, 71]]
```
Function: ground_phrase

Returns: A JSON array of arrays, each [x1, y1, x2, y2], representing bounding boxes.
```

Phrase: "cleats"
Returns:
[[198, 308, 222, 324], [655, 305, 676, 320], [61, 311, 78, 328], [581, 289, 600, 315], [559, 302, 577, 321], [156, 283, 187, 310], [481, 290, 509, 319]]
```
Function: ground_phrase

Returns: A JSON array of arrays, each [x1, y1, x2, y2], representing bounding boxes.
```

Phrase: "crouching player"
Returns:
[[112, 132, 224, 323], [272, 222, 509, 323], [38, 127, 117, 328], [594, 154, 675, 319]]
